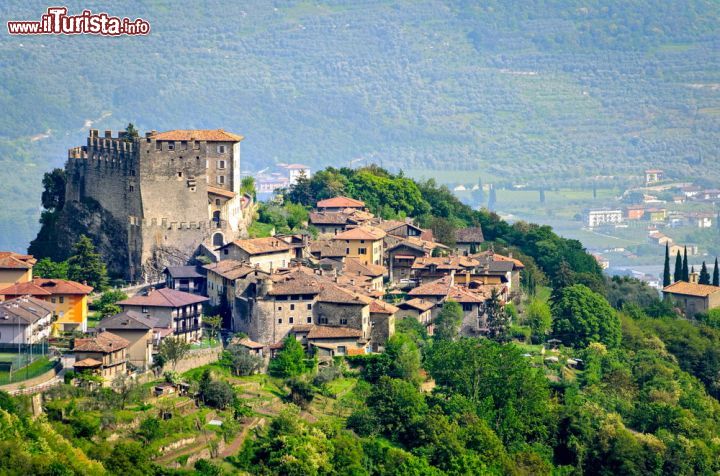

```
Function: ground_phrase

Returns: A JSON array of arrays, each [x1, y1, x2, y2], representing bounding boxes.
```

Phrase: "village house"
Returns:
[[332, 226, 386, 267], [342, 258, 386, 292], [97, 310, 155, 370], [315, 196, 367, 213], [648, 231, 673, 246], [688, 212, 713, 229], [117, 288, 207, 343], [0, 296, 54, 345], [0, 278, 93, 334], [306, 326, 366, 359], [369, 300, 398, 352], [374, 219, 426, 240], [0, 252, 36, 295], [217, 237, 294, 272], [583, 209, 623, 228], [645, 169, 664, 184], [625, 205, 646, 221], [309, 209, 372, 238], [411, 256, 480, 285], [385, 236, 443, 283], [396, 298, 435, 330], [454, 227, 485, 255], [663, 275, 720, 317], [668, 244, 699, 257], [163, 266, 206, 295], [73, 331, 129, 384]]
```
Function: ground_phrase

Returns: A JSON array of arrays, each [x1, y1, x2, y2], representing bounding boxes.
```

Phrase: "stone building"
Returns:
[[73, 331, 129, 384], [217, 237, 294, 272], [97, 310, 154, 370], [663, 278, 720, 317], [57, 128, 252, 281]]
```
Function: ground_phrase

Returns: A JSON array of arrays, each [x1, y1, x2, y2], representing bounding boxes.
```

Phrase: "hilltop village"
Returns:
[[2, 128, 720, 474]]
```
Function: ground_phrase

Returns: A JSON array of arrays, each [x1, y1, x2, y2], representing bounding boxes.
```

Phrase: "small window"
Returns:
[[320, 317, 328, 324], [217, 145, 226, 153], [290, 304, 295, 310], [217, 160, 226, 169], [337, 346, 346, 354], [217, 175, 226, 185], [155, 141, 162, 150], [129, 185, 134, 192], [289, 317, 294, 324], [277, 318, 283, 324], [358, 248, 367, 255], [340, 318, 348, 325], [277, 306, 282, 311], [142, 306, 148, 313], [178, 171, 183, 178], [360, 240, 365, 244], [51, 297, 56, 303], [168, 143, 175, 151], [346, 248, 350, 254], [307, 316, 312, 323], [223, 249, 228, 255], [59, 296, 65, 304], [462, 304, 472, 311], [215, 198, 221, 206], [307, 303, 312, 310]]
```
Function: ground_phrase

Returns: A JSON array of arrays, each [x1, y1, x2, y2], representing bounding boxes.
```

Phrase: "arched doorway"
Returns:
[[212, 232, 225, 247]]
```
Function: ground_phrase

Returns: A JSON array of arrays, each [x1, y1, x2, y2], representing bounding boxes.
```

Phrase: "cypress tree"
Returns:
[[682, 246, 689, 281], [713, 257, 719, 287], [699, 261, 711, 285], [663, 243, 671, 287], [674, 250, 683, 282]]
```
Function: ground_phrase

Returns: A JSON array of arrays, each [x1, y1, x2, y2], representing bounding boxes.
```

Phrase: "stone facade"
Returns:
[[63, 129, 250, 281]]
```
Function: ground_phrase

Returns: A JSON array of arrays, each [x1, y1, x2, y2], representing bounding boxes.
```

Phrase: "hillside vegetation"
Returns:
[[2, 0, 720, 251]]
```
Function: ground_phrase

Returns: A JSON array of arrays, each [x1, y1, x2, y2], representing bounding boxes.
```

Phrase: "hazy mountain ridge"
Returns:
[[1, 0, 719, 251]]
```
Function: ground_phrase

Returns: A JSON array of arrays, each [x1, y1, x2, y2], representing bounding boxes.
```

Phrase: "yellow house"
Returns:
[[333, 226, 386, 266], [0, 278, 93, 334], [0, 252, 36, 296]]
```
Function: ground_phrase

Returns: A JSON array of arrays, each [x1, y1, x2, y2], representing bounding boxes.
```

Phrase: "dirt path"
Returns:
[[220, 417, 265, 458]]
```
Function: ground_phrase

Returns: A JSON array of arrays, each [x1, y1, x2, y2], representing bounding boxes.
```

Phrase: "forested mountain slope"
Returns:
[[1, 0, 719, 251]]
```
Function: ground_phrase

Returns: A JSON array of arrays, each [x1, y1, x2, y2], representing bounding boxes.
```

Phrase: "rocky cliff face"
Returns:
[[29, 197, 129, 278]]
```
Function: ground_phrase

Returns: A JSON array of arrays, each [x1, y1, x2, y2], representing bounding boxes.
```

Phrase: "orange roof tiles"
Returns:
[[663, 281, 720, 298], [0, 278, 93, 296], [224, 237, 292, 255], [74, 331, 129, 353], [369, 300, 399, 314], [207, 186, 236, 199], [316, 196, 365, 209], [307, 325, 363, 339], [151, 129, 243, 142], [0, 252, 36, 269], [117, 288, 208, 308], [333, 226, 386, 241]]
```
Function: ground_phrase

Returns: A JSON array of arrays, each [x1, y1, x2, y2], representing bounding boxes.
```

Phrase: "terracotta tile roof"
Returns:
[[471, 251, 525, 269], [663, 281, 720, 298], [455, 227, 485, 244], [309, 211, 353, 226], [408, 276, 455, 297], [309, 240, 346, 258], [370, 300, 399, 314], [0, 252, 36, 269], [117, 288, 208, 308], [316, 196, 365, 209], [0, 278, 93, 296], [446, 286, 487, 304], [151, 129, 243, 142], [400, 298, 435, 312], [307, 325, 363, 339], [204, 260, 259, 280], [98, 310, 154, 331], [318, 285, 374, 305], [222, 237, 292, 255], [268, 272, 324, 296], [74, 331, 129, 353], [73, 358, 103, 368], [333, 226, 386, 241], [412, 256, 478, 271], [231, 337, 265, 349], [344, 258, 385, 277], [0, 296, 54, 325], [207, 186, 236, 199]]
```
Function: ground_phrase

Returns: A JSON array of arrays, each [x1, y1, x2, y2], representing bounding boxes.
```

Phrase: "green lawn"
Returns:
[[0, 357, 55, 385]]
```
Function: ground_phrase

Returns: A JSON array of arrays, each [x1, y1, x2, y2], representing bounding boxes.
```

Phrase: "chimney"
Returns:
[[689, 271, 699, 284]]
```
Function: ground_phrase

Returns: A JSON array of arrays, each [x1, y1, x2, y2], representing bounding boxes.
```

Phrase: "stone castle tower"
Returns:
[[64, 128, 253, 282]]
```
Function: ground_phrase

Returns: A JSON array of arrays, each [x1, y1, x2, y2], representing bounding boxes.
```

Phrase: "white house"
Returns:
[[0, 296, 54, 344]]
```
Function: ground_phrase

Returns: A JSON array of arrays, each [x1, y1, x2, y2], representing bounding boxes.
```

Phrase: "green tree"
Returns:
[[269, 335, 307, 378], [224, 344, 263, 376], [201, 379, 234, 409], [683, 246, 689, 281], [33, 258, 68, 279], [240, 176, 256, 199], [286, 377, 315, 408], [284, 202, 309, 230], [486, 288, 510, 342], [124, 123, 139, 140], [663, 243, 671, 287], [203, 314, 222, 342], [699, 261, 711, 285], [67, 235, 109, 291], [40, 168, 66, 211], [714, 257, 719, 286], [526, 298, 552, 343], [552, 284, 621, 348], [434, 300, 463, 341], [364, 376, 428, 445], [674, 250, 683, 282], [384, 334, 422, 385], [157, 337, 191, 371]]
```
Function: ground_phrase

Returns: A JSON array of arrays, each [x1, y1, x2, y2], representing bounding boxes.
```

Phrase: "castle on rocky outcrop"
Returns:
[[59, 128, 253, 281]]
